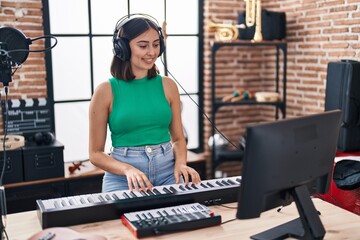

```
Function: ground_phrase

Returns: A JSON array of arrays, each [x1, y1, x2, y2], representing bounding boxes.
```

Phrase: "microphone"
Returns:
[[0, 27, 31, 65], [0, 26, 58, 86]]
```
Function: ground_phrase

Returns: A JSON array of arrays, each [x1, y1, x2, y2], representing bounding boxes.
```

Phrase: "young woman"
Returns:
[[89, 15, 201, 192]]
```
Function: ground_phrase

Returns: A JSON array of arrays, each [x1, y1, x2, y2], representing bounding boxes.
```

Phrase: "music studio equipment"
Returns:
[[0, 27, 57, 86], [121, 203, 221, 238], [36, 176, 241, 228], [207, 20, 245, 42], [0, 28, 57, 240], [325, 60, 360, 151], [0, 135, 25, 184], [113, 14, 165, 61], [244, 0, 263, 42], [238, 9, 286, 41], [22, 140, 64, 181], [33, 131, 55, 146], [0, 27, 30, 86], [1, 98, 65, 182]]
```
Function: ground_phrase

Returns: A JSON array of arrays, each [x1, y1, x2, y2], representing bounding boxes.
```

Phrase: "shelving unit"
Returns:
[[210, 41, 287, 178]]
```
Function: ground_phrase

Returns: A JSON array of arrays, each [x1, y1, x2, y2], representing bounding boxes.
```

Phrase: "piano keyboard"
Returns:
[[37, 176, 241, 228], [121, 203, 222, 238]]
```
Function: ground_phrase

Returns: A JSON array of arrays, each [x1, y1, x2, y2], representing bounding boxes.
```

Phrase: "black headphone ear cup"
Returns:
[[159, 33, 165, 57], [42, 132, 55, 145], [113, 37, 130, 61], [34, 132, 44, 145], [34, 132, 55, 145]]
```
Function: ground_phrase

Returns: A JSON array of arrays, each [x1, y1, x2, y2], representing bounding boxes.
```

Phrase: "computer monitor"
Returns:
[[236, 110, 342, 240]]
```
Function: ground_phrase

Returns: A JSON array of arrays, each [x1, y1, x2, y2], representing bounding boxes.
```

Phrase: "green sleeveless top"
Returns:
[[108, 75, 172, 147]]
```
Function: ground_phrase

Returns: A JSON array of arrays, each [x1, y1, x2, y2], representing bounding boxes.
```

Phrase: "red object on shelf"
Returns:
[[320, 150, 360, 215]]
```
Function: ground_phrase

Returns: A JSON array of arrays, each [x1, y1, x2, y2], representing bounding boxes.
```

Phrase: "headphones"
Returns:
[[33, 132, 55, 145], [113, 13, 165, 61]]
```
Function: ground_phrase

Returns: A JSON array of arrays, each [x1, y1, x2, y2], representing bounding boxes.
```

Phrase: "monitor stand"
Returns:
[[250, 185, 326, 240]]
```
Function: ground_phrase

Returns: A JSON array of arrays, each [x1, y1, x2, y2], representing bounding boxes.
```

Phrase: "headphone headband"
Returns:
[[113, 13, 165, 61], [114, 13, 161, 34]]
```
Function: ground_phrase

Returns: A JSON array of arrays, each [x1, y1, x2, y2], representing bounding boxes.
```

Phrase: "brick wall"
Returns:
[[203, 0, 360, 177], [0, 0, 45, 133]]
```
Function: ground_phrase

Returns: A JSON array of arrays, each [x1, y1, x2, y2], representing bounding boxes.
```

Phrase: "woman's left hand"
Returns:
[[174, 163, 201, 184]]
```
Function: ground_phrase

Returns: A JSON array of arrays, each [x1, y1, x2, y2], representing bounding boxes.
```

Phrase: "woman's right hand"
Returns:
[[124, 166, 153, 192]]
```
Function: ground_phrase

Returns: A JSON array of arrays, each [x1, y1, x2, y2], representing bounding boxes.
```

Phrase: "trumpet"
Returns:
[[245, 0, 263, 42], [208, 20, 245, 42]]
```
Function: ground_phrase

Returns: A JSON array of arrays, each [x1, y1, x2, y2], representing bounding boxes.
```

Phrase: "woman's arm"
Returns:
[[162, 76, 201, 184]]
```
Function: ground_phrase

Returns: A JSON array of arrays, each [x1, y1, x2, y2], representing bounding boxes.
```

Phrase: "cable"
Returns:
[[7, 35, 58, 55], [160, 57, 240, 150], [221, 218, 237, 225], [217, 204, 237, 209], [0, 87, 9, 185]]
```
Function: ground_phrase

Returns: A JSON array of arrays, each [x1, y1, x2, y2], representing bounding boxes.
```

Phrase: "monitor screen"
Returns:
[[236, 110, 342, 240]]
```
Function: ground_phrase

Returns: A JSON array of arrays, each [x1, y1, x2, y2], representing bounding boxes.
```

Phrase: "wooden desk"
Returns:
[[5, 198, 360, 240]]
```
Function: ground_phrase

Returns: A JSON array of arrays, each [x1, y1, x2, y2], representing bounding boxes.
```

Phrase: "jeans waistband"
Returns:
[[112, 142, 172, 156]]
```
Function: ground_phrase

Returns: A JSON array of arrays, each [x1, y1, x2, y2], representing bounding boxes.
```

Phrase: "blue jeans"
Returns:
[[102, 142, 176, 192]]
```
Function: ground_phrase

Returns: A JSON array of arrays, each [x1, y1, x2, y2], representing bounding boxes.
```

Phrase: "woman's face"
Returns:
[[129, 28, 161, 78]]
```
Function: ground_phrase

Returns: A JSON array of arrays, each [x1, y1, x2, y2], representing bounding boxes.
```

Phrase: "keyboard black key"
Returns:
[[87, 196, 94, 203], [112, 193, 119, 200], [157, 210, 163, 217], [221, 180, 230, 186], [105, 194, 112, 200], [123, 192, 131, 199], [169, 186, 177, 193], [140, 191, 148, 197], [146, 189, 155, 196], [206, 182, 214, 188], [227, 179, 236, 185], [200, 183, 208, 188], [61, 200, 68, 207], [69, 199, 76, 205], [163, 187, 172, 194], [130, 192, 137, 198], [98, 195, 106, 202], [215, 181, 224, 186], [152, 188, 161, 195]]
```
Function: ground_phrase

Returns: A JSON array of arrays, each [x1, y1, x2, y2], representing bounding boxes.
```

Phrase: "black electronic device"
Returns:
[[121, 202, 221, 238], [113, 14, 165, 61], [325, 60, 360, 152], [0, 149, 23, 184], [236, 110, 342, 240], [22, 140, 64, 181]]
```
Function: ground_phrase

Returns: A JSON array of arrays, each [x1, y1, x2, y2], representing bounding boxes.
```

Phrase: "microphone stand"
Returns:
[[0, 42, 12, 240], [0, 43, 12, 86]]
